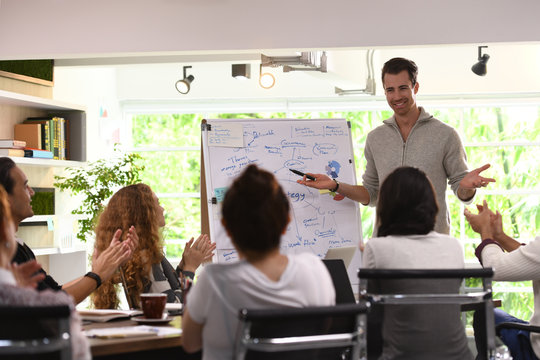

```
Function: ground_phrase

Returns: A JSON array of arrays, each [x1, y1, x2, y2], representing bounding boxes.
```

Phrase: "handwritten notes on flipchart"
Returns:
[[207, 122, 244, 147], [202, 119, 362, 271]]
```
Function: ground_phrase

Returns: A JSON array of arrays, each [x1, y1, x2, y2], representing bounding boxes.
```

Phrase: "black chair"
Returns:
[[496, 322, 540, 334], [495, 322, 540, 358], [0, 305, 72, 360], [233, 303, 369, 360], [323, 259, 356, 304], [358, 268, 496, 360]]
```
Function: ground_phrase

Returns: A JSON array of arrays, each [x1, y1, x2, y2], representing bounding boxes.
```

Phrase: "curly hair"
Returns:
[[91, 184, 164, 309]]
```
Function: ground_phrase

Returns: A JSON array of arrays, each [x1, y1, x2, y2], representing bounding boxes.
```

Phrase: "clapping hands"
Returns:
[[91, 226, 138, 282], [464, 200, 503, 239], [10, 260, 45, 288], [179, 234, 216, 273]]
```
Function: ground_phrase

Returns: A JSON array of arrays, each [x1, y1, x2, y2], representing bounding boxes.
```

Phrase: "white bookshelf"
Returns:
[[1, 89, 89, 280]]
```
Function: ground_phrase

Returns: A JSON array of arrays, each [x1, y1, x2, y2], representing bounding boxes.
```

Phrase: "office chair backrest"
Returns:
[[0, 305, 72, 360], [234, 303, 368, 360], [358, 268, 495, 360], [322, 259, 356, 304]]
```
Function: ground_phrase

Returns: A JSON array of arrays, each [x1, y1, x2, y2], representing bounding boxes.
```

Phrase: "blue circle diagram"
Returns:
[[325, 160, 341, 178]]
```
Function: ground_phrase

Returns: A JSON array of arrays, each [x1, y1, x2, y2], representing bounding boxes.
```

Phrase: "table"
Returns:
[[461, 299, 502, 312], [83, 316, 200, 360]]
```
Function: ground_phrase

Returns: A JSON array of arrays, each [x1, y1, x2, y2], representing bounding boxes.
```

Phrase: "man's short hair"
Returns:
[[381, 57, 418, 87], [0, 157, 17, 194]]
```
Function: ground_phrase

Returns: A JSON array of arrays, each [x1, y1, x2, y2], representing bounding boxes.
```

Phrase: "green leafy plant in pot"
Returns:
[[54, 151, 145, 242]]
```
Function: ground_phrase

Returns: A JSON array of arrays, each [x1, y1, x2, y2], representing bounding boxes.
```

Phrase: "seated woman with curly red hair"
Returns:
[[91, 183, 215, 309]]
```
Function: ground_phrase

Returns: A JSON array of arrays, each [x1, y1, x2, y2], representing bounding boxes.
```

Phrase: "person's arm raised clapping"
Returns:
[[62, 226, 138, 304], [178, 234, 216, 274]]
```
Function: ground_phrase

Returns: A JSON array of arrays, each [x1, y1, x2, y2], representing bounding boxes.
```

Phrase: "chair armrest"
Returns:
[[496, 322, 540, 335], [239, 303, 368, 321], [0, 305, 71, 321], [357, 268, 494, 279]]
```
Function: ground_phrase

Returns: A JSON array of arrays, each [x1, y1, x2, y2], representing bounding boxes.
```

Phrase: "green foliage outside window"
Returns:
[[54, 151, 145, 242], [131, 104, 539, 321]]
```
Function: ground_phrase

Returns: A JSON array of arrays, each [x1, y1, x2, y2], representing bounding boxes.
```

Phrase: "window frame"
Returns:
[[122, 96, 540, 314]]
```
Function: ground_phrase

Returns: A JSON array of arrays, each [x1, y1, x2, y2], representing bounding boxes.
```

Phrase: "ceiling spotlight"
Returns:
[[232, 64, 251, 80], [471, 46, 490, 76], [175, 66, 194, 94], [259, 64, 275, 89]]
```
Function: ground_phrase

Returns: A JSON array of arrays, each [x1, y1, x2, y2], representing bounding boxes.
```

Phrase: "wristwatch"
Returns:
[[331, 179, 340, 192], [84, 271, 102, 288]]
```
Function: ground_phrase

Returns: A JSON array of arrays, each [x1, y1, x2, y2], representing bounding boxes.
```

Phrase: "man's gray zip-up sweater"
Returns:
[[362, 107, 471, 234]]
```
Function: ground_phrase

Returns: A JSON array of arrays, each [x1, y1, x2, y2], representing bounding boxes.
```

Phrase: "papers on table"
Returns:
[[78, 309, 143, 322], [84, 325, 182, 339]]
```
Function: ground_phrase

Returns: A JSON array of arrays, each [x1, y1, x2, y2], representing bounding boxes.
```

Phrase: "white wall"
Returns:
[[1, 0, 540, 60], [53, 67, 121, 160], [50, 42, 540, 164]]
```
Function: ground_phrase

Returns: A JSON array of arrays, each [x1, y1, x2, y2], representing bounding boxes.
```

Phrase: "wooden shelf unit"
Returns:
[[1, 89, 89, 282], [0, 89, 87, 162]]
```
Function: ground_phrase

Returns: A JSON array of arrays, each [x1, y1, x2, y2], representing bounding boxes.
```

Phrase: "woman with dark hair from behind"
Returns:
[[182, 164, 336, 360], [363, 166, 473, 359]]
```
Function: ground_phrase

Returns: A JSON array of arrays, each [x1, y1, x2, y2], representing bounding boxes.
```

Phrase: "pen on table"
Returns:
[[289, 168, 316, 181]]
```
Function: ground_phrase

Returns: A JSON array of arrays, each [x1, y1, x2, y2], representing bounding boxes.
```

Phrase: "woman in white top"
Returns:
[[182, 164, 336, 360], [363, 166, 473, 360], [0, 185, 90, 360], [465, 200, 540, 359]]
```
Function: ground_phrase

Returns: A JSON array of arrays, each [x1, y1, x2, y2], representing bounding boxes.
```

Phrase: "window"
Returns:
[[124, 98, 539, 321]]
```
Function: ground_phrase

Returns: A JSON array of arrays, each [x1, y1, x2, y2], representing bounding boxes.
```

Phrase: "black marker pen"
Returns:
[[289, 168, 316, 181]]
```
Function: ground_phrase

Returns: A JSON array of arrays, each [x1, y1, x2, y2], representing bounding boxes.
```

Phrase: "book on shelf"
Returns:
[[0, 139, 26, 149], [64, 117, 70, 160], [53, 116, 59, 159], [24, 147, 54, 159], [24, 118, 53, 153], [0, 148, 25, 157], [78, 309, 143, 323], [24, 116, 67, 160], [14, 123, 42, 149]]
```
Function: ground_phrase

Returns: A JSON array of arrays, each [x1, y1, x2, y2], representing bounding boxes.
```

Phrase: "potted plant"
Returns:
[[54, 151, 145, 242]]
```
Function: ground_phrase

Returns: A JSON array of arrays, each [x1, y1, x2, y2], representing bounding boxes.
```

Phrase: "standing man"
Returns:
[[299, 57, 495, 234], [0, 157, 138, 304]]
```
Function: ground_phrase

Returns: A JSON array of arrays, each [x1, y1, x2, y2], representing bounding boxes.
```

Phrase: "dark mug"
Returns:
[[140, 293, 167, 319]]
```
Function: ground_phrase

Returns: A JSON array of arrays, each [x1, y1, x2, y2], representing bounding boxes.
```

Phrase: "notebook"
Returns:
[[323, 246, 357, 268], [322, 259, 356, 304]]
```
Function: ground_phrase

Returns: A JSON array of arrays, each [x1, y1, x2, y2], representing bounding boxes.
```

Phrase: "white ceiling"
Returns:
[[2, 0, 540, 61]]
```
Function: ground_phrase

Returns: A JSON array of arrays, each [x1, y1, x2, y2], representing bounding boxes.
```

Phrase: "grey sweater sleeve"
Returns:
[[362, 134, 380, 207], [443, 127, 471, 203]]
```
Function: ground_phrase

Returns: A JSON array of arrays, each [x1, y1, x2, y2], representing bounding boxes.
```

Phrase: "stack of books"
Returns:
[[14, 116, 66, 159], [0, 139, 26, 157]]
